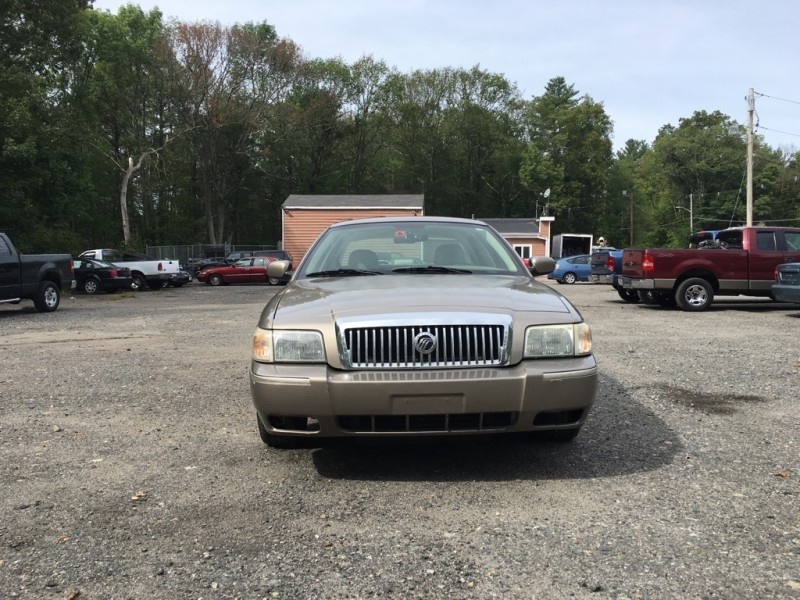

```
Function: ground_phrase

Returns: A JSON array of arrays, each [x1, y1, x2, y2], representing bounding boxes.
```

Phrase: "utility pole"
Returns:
[[623, 190, 633, 245], [746, 88, 754, 226]]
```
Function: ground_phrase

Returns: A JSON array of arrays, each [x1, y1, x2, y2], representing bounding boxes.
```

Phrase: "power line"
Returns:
[[754, 91, 800, 106], [756, 124, 800, 138]]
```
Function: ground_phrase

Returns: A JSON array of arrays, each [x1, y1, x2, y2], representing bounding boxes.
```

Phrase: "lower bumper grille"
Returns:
[[337, 412, 518, 433]]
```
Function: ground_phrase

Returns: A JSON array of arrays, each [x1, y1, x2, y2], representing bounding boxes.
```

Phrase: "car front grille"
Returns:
[[340, 322, 509, 369]]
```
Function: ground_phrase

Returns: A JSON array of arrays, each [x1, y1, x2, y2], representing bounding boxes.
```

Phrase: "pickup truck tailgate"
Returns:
[[621, 249, 644, 278]]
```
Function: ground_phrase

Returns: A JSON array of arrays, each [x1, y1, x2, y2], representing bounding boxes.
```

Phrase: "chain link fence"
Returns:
[[146, 244, 278, 263]]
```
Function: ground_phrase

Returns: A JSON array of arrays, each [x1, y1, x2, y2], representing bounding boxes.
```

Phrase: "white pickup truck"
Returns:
[[79, 249, 181, 291]]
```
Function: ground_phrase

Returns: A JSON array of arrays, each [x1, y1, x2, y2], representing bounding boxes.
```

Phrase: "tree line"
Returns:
[[2, 1, 799, 255]]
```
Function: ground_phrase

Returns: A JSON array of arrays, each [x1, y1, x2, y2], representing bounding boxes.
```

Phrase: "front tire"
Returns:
[[676, 278, 714, 311], [563, 272, 577, 284], [131, 273, 146, 291], [82, 278, 100, 294], [209, 274, 223, 286], [33, 281, 60, 312]]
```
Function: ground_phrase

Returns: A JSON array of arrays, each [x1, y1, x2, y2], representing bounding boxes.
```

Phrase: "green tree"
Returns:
[[649, 110, 747, 245], [519, 77, 613, 235], [162, 20, 301, 244], [0, 0, 96, 252]]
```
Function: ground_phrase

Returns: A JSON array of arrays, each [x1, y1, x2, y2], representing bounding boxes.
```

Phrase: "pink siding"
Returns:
[[506, 236, 548, 257]]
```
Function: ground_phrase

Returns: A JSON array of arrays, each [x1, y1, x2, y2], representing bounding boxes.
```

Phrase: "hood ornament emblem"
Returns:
[[413, 331, 438, 355]]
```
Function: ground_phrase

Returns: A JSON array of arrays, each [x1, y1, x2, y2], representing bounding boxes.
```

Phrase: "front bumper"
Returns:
[[250, 357, 598, 439]]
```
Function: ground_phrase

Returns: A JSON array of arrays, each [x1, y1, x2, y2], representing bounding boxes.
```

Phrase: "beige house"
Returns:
[[481, 217, 555, 259], [280, 194, 425, 266]]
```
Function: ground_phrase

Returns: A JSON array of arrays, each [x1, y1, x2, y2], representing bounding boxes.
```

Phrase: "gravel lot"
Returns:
[[1, 280, 799, 599]]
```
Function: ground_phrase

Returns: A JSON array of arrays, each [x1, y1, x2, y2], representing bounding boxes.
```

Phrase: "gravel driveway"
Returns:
[[1, 281, 798, 599]]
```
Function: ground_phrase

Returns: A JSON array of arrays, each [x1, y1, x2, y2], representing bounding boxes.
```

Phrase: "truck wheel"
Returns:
[[563, 272, 577, 284], [209, 274, 223, 286], [616, 288, 640, 303], [131, 273, 146, 291], [33, 281, 60, 312], [82, 277, 100, 294], [676, 278, 714, 311]]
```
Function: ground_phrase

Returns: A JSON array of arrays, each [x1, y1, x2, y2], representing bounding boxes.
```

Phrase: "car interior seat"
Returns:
[[347, 249, 379, 270], [434, 243, 466, 265]]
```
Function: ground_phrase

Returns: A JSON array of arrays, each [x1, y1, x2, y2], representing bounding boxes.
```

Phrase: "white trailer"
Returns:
[[551, 233, 593, 258]]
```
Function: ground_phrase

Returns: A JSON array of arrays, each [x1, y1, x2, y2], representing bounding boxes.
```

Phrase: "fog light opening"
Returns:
[[268, 416, 320, 432], [533, 409, 583, 426]]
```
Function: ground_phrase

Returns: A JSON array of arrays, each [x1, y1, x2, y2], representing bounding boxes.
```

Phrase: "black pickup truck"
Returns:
[[0, 233, 75, 312]]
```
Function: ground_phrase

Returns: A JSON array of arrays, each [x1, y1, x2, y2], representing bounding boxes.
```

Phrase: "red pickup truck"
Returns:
[[619, 226, 800, 311]]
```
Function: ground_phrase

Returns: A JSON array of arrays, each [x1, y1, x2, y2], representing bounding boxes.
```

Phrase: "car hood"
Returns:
[[262, 275, 576, 328]]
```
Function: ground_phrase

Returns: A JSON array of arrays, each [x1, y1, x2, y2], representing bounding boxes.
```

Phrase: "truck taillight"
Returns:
[[642, 254, 654, 278], [157, 262, 163, 271], [606, 256, 614, 270]]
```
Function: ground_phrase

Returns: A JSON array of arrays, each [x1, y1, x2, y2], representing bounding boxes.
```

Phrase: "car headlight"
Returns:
[[252, 328, 325, 363], [524, 323, 592, 358]]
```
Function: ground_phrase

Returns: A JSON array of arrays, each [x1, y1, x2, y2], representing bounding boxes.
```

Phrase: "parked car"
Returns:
[[197, 257, 276, 285], [0, 232, 75, 312], [250, 216, 597, 448], [73, 257, 133, 294], [79, 249, 180, 291], [164, 264, 193, 287], [190, 257, 227, 278], [620, 226, 800, 311], [589, 248, 640, 302], [773, 262, 800, 304], [547, 254, 592, 284]]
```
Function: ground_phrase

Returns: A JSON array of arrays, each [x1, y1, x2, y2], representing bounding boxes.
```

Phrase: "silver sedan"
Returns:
[[250, 216, 598, 448]]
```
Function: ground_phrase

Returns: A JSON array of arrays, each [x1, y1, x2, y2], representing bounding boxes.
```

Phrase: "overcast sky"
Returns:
[[92, 0, 800, 152]]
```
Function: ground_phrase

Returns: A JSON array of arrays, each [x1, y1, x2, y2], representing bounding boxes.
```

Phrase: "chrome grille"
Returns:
[[341, 323, 508, 369]]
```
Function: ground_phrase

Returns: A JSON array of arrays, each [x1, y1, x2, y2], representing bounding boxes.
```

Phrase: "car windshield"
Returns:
[[300, 220, 526, 278]]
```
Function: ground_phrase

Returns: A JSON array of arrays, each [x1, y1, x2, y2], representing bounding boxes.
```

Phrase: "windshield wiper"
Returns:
[[392, 265, 472, 274], [306, 268, 383, 277]]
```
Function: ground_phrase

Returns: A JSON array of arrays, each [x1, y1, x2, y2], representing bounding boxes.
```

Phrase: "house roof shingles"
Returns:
[[481, 218, 544, 238]]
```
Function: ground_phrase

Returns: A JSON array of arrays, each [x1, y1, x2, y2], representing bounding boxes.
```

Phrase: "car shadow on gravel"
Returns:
[[309, 373, 681, 482]]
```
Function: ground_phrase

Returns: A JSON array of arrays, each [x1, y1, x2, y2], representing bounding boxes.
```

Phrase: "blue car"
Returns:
[[773, 262, 800, 304], [548, 254, 592, 284]]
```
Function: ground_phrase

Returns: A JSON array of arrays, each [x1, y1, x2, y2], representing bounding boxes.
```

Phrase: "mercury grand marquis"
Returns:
[[250, 216, 598, 448]]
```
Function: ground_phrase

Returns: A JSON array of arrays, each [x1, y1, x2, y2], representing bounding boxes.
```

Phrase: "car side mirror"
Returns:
[[529, 256, 555, 276], [267, 260, 289, 279]]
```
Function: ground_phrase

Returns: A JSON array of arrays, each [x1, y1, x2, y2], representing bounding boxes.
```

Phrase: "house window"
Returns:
[[513, 244, 532, 259]]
